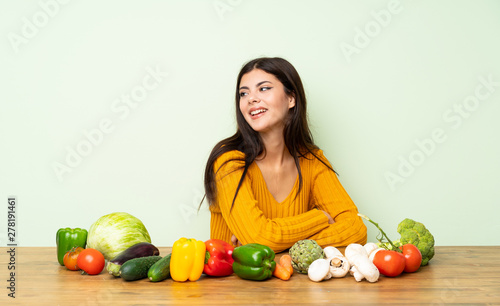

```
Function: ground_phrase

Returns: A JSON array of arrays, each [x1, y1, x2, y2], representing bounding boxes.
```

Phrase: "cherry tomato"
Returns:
[[400, 244, 422, 273], [63, 247, 84, 271], [373, 250, 406, 277], [77, 248, 105, 275]]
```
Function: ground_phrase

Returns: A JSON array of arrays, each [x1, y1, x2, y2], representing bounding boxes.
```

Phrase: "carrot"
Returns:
[[279, 255, 294, 275], [273, 255, 293, 281], [273, 263, 291, 280]]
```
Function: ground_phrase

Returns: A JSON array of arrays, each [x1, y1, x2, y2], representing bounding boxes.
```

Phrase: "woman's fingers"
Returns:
[[231, 234, 238, 246], [321, 210, 335, 224], [231, 234, 243, 246]]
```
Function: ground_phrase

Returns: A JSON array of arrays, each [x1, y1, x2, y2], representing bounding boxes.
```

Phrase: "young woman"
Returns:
[[203, 57, 366, 252]]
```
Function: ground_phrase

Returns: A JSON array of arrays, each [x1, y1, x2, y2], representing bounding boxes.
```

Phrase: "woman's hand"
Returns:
[[231, 234, 243, 247], [321, 210, 335, 224]]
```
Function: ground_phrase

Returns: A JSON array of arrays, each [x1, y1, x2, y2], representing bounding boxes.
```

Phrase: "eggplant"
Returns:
[[106, 242, 160, 276]]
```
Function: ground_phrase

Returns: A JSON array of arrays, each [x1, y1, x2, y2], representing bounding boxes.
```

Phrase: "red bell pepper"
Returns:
[[203, 239, 235, 276]]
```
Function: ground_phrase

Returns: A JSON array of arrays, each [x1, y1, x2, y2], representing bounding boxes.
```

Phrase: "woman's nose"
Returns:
[[248, 94, 260, 104]]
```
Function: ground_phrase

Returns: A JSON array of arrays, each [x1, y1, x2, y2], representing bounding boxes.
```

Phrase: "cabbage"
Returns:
[[86, 212, 151, 260]]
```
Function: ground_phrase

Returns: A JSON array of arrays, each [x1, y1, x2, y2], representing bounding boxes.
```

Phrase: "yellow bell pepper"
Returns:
[[170, 237, 206, 282]]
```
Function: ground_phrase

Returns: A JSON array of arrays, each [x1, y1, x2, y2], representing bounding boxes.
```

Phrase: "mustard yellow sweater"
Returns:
[[210, 149, 367, 253]]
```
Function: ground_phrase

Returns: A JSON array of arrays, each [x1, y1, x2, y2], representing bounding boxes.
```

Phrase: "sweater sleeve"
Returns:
[[307, 151, 367, 247], [213, 150, 329, 252]]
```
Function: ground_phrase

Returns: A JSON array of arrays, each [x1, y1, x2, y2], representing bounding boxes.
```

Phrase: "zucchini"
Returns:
[[119, 256, 161, 281], [148, 253, 172, 282]]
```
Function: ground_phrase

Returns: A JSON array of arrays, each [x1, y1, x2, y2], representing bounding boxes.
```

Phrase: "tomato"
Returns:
[[77, 248, 105, 275], [400, 244, 422, 273], [63, 247, 84, 271], [372, 250, 406, 277]]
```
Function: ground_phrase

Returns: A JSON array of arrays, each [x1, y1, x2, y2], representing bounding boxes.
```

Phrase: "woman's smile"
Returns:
[[249, 107, 268, 118]]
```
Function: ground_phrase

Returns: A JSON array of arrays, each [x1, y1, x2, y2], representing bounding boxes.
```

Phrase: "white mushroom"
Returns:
[[323, 246, 343, 258], [345, 243, 380, 283], [349, 265, 364, 282], [363, 242, 379, 256], [308, 258, 332, 282], [363, 242, 384, 262], [324, 246, 350, 278]]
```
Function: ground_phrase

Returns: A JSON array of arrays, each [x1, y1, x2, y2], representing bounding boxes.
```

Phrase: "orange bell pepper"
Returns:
[[170, 237, 206, 282]]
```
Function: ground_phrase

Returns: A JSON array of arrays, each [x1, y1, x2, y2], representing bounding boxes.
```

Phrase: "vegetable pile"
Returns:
[[106, 242, 159, 276], [56, 211, 435, 285], [359, 214, 435, 266]]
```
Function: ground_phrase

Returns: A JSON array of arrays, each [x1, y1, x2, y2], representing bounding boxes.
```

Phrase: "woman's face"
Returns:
[[238, 69, 295, 134]]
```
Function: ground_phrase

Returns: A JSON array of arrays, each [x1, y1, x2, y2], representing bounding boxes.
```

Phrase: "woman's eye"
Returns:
[[260, 87, 271, 92], [239, 92, 248, 97]]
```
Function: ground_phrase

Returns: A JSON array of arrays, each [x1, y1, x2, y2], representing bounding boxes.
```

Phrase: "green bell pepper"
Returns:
[[56, 228, 88, 265], [232, 243, 276, 281]]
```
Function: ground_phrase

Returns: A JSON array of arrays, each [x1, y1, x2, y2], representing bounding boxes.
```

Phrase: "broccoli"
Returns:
[[396, 218, 435, 266]]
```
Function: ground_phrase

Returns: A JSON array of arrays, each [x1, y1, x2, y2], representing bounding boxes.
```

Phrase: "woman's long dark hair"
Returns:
[[202, 57, 334, 209]]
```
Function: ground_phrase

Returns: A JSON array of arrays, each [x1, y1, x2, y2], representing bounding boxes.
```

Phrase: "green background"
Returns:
[[1, 0, 499, 247]]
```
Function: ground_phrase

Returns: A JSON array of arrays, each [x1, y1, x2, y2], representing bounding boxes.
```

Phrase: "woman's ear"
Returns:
[[288, 93, 296, 109]]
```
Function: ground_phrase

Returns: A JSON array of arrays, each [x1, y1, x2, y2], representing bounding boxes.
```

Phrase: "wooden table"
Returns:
[[1, 246, 499, 305]]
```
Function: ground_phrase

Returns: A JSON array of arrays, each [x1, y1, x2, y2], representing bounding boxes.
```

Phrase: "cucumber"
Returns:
[[148, 253, 172, 282], [119, 256, 161, 281]]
